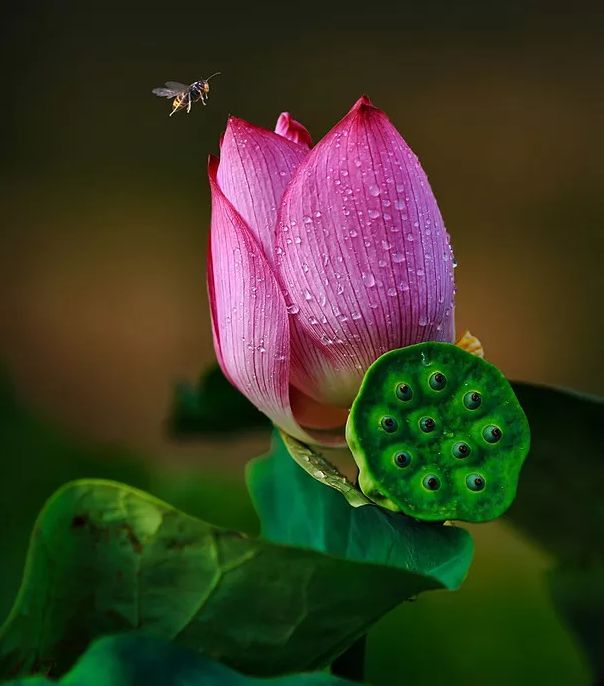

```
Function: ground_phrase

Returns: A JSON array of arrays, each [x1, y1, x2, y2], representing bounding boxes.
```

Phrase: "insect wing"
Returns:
[[165, 81, 190, 91], [153, 87, 179, 98], [152, 81, 189, 98]]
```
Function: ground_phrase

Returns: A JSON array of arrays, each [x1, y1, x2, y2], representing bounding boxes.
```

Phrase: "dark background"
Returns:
[[1, 1, 603, 683]]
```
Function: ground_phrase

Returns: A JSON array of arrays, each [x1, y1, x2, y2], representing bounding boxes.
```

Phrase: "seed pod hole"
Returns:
[[466, 473, 486, 491], [452, 441, 471, 459], [429, 372, 447, 391], [423, 475, 441, 491], [463, 391, 482, 410], [395, 383, 413, 402], [482, 425, 502, 443], [394, 451, 411, 468], [380, 416, 398, 433], [419, 416, 436, 433]]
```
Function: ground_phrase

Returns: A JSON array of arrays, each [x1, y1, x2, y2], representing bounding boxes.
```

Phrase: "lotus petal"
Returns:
[[275, 112, 313, 148], [217, 116, 308, 260], [276, 96, 455, 406], [208, 156, 312, 442]]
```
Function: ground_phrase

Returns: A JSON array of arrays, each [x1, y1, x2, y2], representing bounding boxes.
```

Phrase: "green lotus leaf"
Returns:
[[169, 366, 269, 437], [0, 451, 472, 680], [2, 633, 357, 686], [247, 433, 472, 589], [507, 382, 604, 559]]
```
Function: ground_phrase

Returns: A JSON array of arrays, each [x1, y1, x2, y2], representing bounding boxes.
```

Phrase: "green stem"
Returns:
[[331, 635, 367, 682]]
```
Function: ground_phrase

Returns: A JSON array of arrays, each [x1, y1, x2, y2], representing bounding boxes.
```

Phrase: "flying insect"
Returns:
[[152, 73, 220, 116]]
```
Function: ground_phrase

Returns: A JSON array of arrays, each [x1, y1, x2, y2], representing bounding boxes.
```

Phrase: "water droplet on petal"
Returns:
[[362, 272, 376, 287], [368, 209, 380, 219], [287, 304, 300, 314], [368, 184, 381, 197]]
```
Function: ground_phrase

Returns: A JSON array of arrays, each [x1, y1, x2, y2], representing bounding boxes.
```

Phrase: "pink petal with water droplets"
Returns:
[[208, 156, 314, 442], [216, 116, 308, 261], [275, 112, 313, 148], [276, 96, 456, 406]]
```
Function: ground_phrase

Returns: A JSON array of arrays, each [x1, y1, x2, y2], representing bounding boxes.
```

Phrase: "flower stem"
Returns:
[[331, 634, 367, 682]]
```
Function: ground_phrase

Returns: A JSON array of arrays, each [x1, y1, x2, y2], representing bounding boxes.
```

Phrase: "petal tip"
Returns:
[[275, 112, 313, 148], [350, 95, 377, 114]]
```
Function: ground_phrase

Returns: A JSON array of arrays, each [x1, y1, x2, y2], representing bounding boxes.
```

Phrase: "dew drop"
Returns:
[[287, 304, 300, 314], [368, 184, 381, 197], [368, 209, 380, 219], [362, 272, 376, 287]]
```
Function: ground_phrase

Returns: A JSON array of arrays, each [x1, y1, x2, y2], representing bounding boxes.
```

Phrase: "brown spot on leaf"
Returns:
[[71, 514, 88, 528], [119, 523, 143, 554]]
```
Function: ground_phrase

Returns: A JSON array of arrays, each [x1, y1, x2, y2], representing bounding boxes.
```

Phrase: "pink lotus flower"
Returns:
[[208, 97, 455, 445]]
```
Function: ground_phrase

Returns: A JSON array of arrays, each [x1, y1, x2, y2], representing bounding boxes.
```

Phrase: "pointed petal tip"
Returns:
[[349, 94, 377, 114], [275, 112, 313, 148], [223, 114, 262, 140]]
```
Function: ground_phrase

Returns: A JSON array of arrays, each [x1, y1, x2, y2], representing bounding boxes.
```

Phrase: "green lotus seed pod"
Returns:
[[346, 342, 530, 523]]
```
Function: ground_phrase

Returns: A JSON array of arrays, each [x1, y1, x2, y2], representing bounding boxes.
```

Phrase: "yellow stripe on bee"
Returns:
[[455, 330, 484, 358]]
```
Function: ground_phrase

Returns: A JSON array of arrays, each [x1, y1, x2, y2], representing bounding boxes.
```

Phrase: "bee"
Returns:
[[152, 73, 220, 116]]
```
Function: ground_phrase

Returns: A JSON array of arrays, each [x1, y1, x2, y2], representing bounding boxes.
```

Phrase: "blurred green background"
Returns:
[[1, 1, 603, 683]]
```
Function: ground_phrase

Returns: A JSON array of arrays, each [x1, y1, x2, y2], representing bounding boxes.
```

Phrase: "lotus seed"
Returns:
[[381, 416, 398, 433], [483, 425, 502, 443], [463, 391, 482, 410], [395, 383, 413, 401], [419, 416, 436, 433], [452, 441, 471, 458], [429, 372, 447, 390], [394, 451, 412, 467], [466, 474, 486, 491], [423, 475, 440, 491]]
